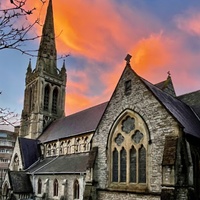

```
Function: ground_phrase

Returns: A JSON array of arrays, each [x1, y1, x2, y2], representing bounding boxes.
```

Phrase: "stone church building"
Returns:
[[2, 0, 200, 199]]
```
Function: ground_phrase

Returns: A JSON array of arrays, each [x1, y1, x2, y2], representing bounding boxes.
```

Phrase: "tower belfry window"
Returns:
[[52, 88, 58, 114], [44, 85, 50, 111], [29, 88, 33, 112]]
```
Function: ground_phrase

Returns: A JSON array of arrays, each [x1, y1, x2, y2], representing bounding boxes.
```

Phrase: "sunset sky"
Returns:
[[1, 0, 200, 119]]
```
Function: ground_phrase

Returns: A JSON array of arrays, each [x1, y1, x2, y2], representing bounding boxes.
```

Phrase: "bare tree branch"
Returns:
[[0, 0, 45, 53]]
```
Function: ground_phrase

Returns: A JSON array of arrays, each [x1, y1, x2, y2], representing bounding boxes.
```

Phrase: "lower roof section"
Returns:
[[27, 152, 93, 174]]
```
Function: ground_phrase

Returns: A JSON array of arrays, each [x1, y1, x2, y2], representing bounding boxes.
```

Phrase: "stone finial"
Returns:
[[125, 54, 132, 64]]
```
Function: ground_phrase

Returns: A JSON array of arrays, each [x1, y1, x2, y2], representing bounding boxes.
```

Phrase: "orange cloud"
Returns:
[[65, 93, 92, 115], [24, 1, 200, 115], [128, 33, 175, 81]]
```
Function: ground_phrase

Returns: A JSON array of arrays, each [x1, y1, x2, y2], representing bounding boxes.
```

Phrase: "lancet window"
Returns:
[[74, 179, 79, 199], [37, 178, 42, 194], [13, 154, 19, 171], [53, 179, 58, 196]]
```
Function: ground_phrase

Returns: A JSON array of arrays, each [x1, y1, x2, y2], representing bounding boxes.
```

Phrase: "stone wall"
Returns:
[[33, 174, 85, 200], [97, 190, 160, 200], [92, 65, 180, 198]]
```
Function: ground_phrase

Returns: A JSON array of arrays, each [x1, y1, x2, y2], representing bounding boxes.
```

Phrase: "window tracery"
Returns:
[[109, 111, 148, 190]]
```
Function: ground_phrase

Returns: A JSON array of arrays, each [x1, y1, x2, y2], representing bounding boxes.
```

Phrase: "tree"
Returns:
[[0, 0, 45, 54]]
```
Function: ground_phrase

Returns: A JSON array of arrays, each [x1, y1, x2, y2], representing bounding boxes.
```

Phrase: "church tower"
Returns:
[[19, 0, 66, 139]]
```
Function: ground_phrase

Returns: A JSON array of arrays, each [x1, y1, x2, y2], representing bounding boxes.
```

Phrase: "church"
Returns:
[[2, 0, 200, 199]]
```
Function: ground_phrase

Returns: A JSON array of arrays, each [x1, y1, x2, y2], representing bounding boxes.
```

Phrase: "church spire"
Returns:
[[36, 0, 57, 74]]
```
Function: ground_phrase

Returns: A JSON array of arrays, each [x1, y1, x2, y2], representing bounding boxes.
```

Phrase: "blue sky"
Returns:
[[1, 0, 200, 120]]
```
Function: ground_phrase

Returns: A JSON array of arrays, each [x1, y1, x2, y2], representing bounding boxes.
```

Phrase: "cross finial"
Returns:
[[125, 54, 132, 64]]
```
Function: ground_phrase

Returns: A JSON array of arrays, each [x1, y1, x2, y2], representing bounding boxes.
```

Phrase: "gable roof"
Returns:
[[178, 90, 200, 117], [28, 151, 95, 174], [18, 138, 40, 169], [155, 75, 176, 97], [141, 77, 200, 142], [8, 171, 33, 194], [38, 102, 108, 143]]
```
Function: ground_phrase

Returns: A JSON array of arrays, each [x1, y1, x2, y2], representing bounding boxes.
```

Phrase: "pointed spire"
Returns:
[[62, 59, 66, 70], [36, 0, 57, 74], [61, 59, 67, 82], [27, 59, 32, 73]]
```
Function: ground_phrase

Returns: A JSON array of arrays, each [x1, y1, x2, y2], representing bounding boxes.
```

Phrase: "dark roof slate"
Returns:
[[38, 102, 108, 143], [178, 90, 200, 117], [28, 152, 91, 174], [155, 76, 176, 97], [142, 78, 200, 140], [9, 171, 33, 193], [19, 138, 40, 169]]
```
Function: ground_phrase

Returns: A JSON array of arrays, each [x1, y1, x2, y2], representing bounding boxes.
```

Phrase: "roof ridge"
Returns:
[[65, 101, 108, 118]]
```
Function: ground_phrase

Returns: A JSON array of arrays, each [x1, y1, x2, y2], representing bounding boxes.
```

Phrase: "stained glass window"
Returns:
[[138, 145, 146, 183], [112, 148, 118, 182], [130, 146, 136, 183], [110, 113, 147, 188], [120, 148, 126, 182]]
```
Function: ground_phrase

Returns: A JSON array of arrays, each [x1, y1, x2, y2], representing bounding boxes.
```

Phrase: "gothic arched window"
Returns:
[[60, 141, 64, 155], [13, 154, 19, 171], [53, 179, 58, 196], [74, 179, 79, 199], [46, 144, 51, 156], [44, 85, 50, 111], [2, 182, 8, 197], [37, 178, 42, 194], [109, 111, 148, 191], [52, 88, 58, 114]]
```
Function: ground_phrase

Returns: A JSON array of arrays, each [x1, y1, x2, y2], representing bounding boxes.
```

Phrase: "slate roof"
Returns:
[[8, 171, 33, 193], [18, 138, 40, 169], [28, 152, 93, 174], [142, 78, 200, 141], [155, 76, 176, 97], [38, 102, 108, 143], [178, 90, 200, 117]]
